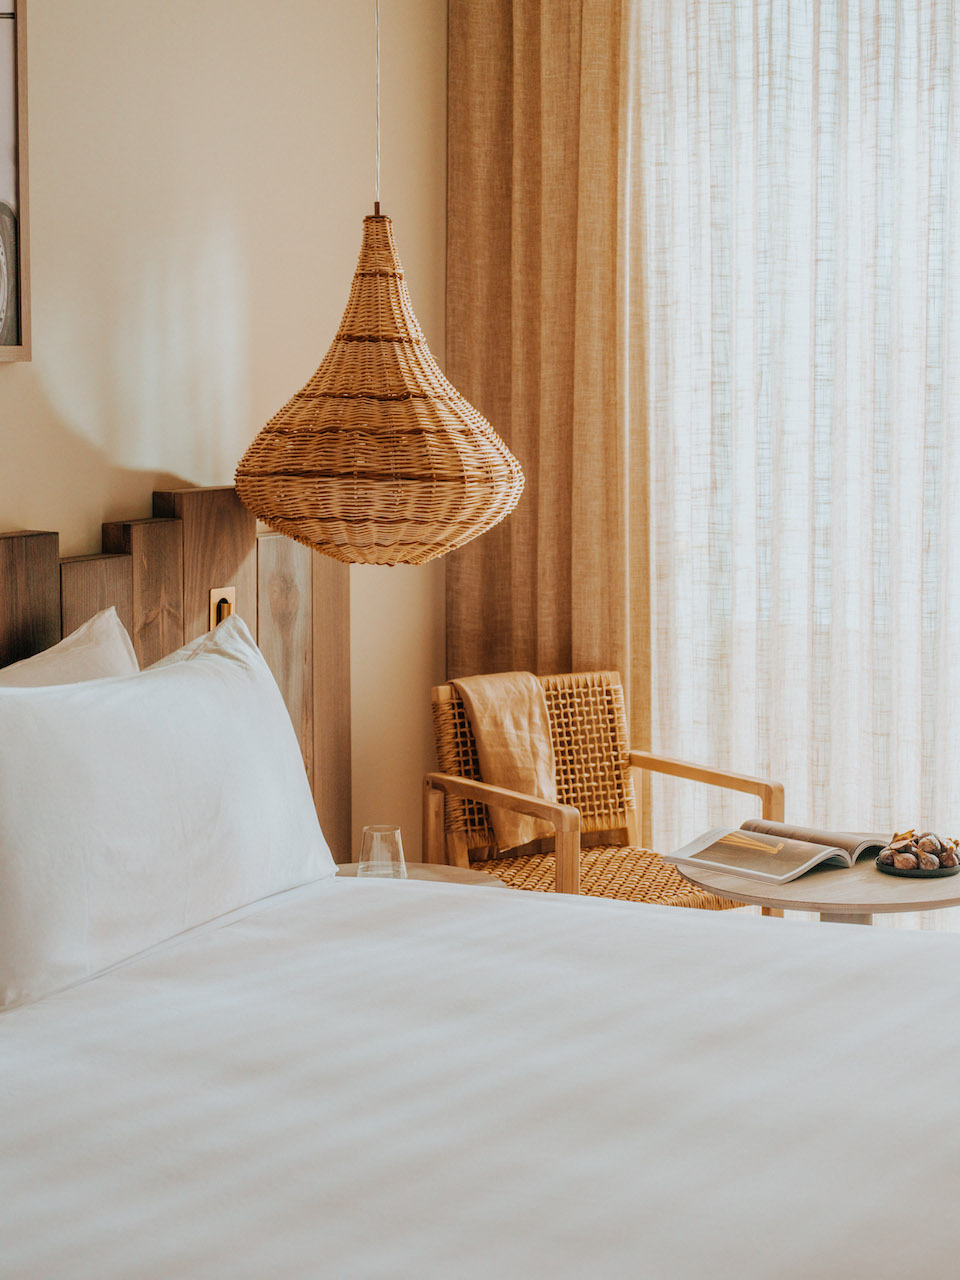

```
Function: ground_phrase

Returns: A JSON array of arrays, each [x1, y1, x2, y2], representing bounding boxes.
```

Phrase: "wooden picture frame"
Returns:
[[0, 0, 28, 361]]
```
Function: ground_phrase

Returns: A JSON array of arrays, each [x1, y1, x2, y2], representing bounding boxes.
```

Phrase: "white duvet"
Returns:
[[1, 877, 958, 1280]]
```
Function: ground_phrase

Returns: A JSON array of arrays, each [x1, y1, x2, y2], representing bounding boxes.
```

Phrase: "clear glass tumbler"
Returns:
[[356, 825, 407, 878]]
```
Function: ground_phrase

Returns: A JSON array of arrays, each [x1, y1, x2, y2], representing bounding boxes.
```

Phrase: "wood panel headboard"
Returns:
[[0, 487, 351, 861]]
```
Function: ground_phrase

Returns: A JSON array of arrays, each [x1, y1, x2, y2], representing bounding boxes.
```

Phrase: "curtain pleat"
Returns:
[[446, 0, 645, 716]]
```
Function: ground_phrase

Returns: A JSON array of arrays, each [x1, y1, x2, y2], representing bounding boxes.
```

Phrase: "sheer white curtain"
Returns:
[[636, 1, 960, 850]]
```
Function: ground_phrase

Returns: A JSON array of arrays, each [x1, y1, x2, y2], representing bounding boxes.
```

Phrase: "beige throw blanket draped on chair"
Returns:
[[451, 672, 558, 851]]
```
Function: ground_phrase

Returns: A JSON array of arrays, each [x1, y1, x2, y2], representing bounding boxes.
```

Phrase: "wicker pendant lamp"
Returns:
[[235, 214, 524, 565], [234, 6, 524, 566]]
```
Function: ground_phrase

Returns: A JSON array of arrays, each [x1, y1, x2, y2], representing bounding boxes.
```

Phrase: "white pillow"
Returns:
[[147, 631, 207, 668], [0, 615, 335, 1009], [0, 607, 139, 686]]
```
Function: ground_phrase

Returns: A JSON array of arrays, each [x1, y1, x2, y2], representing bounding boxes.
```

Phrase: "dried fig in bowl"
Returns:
[[893, 851, 920, 871], [890, 837, 917, 853]]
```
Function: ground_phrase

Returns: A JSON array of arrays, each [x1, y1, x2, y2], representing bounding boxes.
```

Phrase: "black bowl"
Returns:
[[875, 857, 960, 879]]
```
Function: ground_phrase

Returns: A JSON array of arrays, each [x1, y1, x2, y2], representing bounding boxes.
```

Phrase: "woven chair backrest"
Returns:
[[431, 671, 638, 853]]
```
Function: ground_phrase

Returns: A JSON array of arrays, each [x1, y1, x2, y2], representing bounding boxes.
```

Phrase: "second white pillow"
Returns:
[[0, 607, 139, 686]]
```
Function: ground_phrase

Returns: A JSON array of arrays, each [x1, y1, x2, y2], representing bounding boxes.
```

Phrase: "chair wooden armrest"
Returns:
[[423, 772, 582, 895], [628, 751, 785, 822]]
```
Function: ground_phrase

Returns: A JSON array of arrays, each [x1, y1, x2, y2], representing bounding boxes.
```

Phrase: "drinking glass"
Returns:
[[356, 825, 407, 878]]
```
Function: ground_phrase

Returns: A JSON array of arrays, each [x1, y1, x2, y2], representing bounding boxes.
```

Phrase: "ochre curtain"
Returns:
[[445, 0, 649, 762], [448, 1, 960, 852]]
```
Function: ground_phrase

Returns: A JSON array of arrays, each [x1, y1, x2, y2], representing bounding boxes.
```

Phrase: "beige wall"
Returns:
[[0, 0, 446, 859]]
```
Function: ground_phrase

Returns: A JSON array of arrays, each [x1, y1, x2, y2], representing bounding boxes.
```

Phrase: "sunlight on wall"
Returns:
[[41, 217, 249, 480]]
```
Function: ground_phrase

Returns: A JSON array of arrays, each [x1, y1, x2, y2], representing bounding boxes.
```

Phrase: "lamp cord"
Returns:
[[375, 0, 381, 214]]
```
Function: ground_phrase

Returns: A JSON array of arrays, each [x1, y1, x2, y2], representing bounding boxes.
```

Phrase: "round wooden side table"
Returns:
[[337, 860, 513, 889], [677, 859, 960, 925]]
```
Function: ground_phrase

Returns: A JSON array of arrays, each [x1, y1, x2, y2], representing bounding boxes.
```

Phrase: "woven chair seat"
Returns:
[[471, 844, 740, 910]]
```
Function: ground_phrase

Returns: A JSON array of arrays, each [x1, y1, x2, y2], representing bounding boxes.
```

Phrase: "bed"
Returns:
[[2, 878, 958, 1279], [1, 489, 957, 1278]]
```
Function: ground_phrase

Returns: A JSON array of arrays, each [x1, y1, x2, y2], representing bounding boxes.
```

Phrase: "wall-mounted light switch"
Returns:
[[209, 586, 237, 631]]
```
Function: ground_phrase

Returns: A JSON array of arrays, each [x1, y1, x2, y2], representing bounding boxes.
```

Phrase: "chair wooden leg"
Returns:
[[448, 830, 471, 870], [555, 829, 581, 895], [761, 907, 784, 918], [762, 785, 785, 823], [421, 781, 445, 864]]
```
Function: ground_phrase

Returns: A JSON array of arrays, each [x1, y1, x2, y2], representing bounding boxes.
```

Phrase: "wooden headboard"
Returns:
[[0, 486, 351, 861]]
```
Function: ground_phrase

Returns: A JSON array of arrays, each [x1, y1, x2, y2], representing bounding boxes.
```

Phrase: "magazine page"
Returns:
[[741, 820, 889, 858], [665, 827, 841, 883]]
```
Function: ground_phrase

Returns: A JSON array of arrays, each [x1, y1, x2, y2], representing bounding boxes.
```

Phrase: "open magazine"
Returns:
[[663, 820, 891, 885]]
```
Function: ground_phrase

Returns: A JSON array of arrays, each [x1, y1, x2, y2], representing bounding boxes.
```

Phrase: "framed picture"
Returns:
[[0, 0, 28, 361]]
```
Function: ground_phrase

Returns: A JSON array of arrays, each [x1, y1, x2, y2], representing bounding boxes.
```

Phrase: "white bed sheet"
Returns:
[[1, 877, 958, 1280]]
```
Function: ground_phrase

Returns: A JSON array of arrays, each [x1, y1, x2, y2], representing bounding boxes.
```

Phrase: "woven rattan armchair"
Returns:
[[423, 671, 785, 908]]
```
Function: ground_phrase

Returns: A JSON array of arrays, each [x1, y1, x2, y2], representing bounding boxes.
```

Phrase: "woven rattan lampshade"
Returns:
[[235, 214, 524, 565]]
